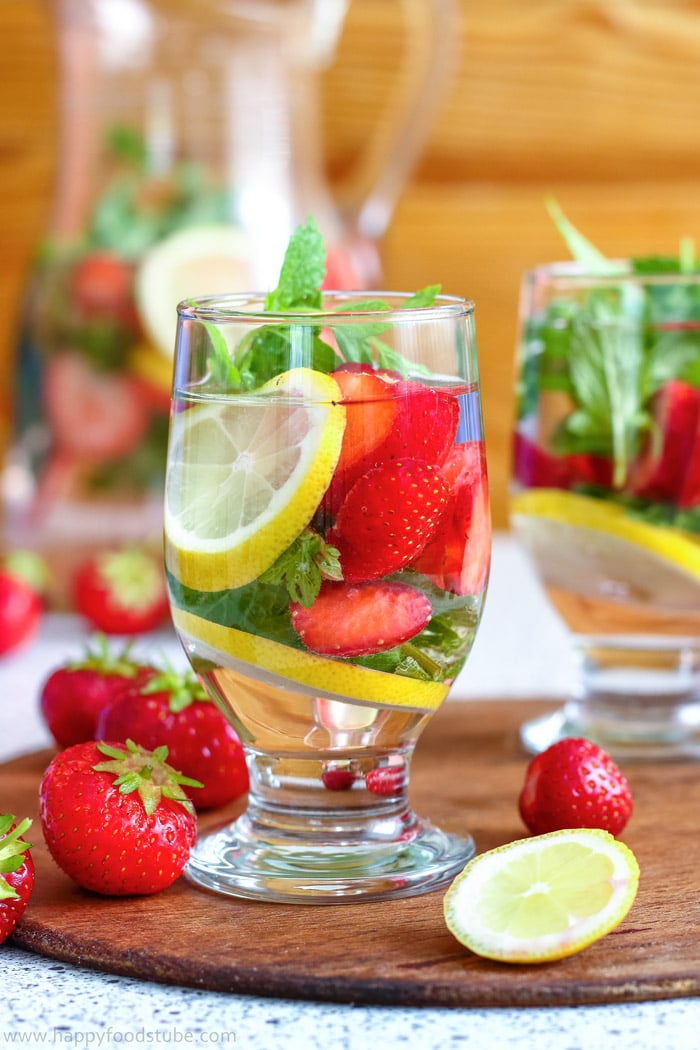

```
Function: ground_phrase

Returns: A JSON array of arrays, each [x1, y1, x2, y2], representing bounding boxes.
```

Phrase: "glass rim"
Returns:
[[524, 259, 700, 289], [177, 290, 475, 324]]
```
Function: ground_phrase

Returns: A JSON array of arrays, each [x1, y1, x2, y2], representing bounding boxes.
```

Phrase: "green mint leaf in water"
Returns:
[[264, 216, 326, 311], [259, 529, 342, 608]]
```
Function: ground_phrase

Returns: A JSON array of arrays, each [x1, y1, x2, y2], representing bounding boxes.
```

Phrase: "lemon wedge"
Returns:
[[444, 829, 639, 963], [171, 607, 449, 712], [135, 223, 251, 357], [165, 368, 346, 592], [511, 488, 700, 609]]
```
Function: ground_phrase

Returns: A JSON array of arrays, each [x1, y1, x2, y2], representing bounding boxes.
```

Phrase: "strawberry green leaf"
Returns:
[[93, 739, 202, 817]]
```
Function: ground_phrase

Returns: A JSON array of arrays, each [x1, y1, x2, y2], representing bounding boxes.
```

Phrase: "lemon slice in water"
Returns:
[[165, 368, 345, 592], [511, 488, 700, 609], [444, 828, 639, 963]]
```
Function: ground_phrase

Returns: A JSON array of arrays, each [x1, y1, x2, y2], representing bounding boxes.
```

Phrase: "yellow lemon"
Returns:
[[165, 368, 346, 592], [444, 828, 639, 963], [511, 488, 700, 609], [171, 607, 448, 712], [135, 223, 251, 357]]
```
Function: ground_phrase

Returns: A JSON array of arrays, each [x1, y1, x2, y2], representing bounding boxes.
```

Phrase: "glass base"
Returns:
[[186, 808, 474, 904], [521, 634, 700, 760]]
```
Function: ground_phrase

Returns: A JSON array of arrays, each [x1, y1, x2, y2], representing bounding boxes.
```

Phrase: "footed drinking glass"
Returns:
[[511, 262, 700, 760], [164, 291, 490, 903]]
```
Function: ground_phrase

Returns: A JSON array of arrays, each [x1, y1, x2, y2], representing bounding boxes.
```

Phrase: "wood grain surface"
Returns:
[[4, 700, 700, 1008], [5, 2, 700, 527]]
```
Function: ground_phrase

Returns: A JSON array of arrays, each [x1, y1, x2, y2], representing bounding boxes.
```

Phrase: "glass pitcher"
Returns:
[[5, 0, 458, 603]]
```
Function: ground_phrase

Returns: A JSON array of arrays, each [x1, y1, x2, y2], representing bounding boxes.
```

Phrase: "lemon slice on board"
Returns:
[[511, 488, 700, 609], [171, 607, 449, 712], [165, 368, 345, 592], [135, 223, 251, 357], [443, 828, 639, 964]]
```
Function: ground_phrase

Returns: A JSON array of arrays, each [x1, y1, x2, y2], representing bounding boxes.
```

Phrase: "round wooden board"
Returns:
[[4, 700, 700, 1008]]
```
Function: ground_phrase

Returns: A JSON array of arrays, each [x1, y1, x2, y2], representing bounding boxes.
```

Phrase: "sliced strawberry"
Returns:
[[411, 441, 491, 595], [43, 352, 151, 461], [512, 432, 613, 491], [332, 365, 399, 474], [375, 380, 459, 467], [321, 378, 459, 522], [328, 458, 450, 582], [629, 380, 700, 507], [290, 580, 432, 657]]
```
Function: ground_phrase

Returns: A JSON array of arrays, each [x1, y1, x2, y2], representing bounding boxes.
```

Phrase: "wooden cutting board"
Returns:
[[4, 699, 700, 1008]]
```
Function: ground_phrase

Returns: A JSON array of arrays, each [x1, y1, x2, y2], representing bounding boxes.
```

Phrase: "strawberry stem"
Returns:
[[92, 739, 202, 817], [0, 815, 33, 902]]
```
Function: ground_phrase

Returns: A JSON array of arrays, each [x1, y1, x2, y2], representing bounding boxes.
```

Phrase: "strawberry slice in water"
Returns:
[[328, 458, 450, 582], [411, 441, 491, 595], [290, 580, 432, 657], [629, 379, 700, 507]]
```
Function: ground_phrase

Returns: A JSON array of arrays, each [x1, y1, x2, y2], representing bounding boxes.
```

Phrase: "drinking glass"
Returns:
[[164, 291, 491, 902], [511, 262, 700, 760]]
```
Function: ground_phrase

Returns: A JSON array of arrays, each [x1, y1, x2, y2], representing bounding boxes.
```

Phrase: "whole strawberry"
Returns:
[[519, 737, 633, 837], [39, 740, 198, 895], [0, 815, 34, 943], [0, 550, 47, 658], [96, 668, 249, 810], [72, 546, 169, 635], [39, 635, 157, 747]]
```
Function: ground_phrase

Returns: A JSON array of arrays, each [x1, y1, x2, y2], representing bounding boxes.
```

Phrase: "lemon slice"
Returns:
[[511, 488, 700, 609], [444, 829, 639, 963], [135, 224, 251, 357], [171, 607, 448, 712], [165, 368, 346, 592]]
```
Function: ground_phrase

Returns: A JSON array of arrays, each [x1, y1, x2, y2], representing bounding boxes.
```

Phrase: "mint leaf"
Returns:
[[546, 197, 625, 275], [259, 529, 342, 607], [264, 216, 325, 311]]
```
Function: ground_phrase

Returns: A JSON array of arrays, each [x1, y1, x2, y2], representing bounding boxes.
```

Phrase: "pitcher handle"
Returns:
[[335, 0, 460, 241]]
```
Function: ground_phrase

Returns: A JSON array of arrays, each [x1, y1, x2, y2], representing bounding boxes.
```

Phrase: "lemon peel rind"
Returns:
[[511, 488, 700, 582], [165, 369, 346, 592], [443, 828, 640, 964], [172, 607, 448, 712]]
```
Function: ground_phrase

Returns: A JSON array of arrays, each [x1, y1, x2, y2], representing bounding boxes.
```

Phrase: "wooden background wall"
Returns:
[[4, 0, 700, 529]]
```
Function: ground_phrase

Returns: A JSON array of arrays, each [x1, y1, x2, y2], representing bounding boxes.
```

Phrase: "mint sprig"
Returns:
[[196, 216, 441, 390], [534, 201, 700, 486]]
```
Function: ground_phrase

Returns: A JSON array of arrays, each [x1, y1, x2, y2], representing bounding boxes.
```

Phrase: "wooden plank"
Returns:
[[6, 700, 700, 1007]]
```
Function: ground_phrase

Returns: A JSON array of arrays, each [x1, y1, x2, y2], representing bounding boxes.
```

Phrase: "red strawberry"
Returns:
[[0, 815, 34, 943], [0, 551, 45, 657], [43, 352, 150, 461], [70, 251, 137, 327], [39, 635, 156, 747], [372, 380, 459, 467], [411, 441, 491, 595], [325, 365, 398, 493], [365, 764, 405, 796], [321, 378, 458, 520], [290, 580, 432, 657], [518, 737, 633, 837], [96, 667, 249, 810], [630, 380, 700, 507], [321, 765, 357, 791], [39, 739, 198, 895], [328, 458, 450, 582], [512, 432, 613, 491], [73, 546, 169, 635]]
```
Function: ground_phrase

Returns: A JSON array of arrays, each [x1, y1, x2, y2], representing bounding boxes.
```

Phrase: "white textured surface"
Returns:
[[1, 534, 699, 1048]]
